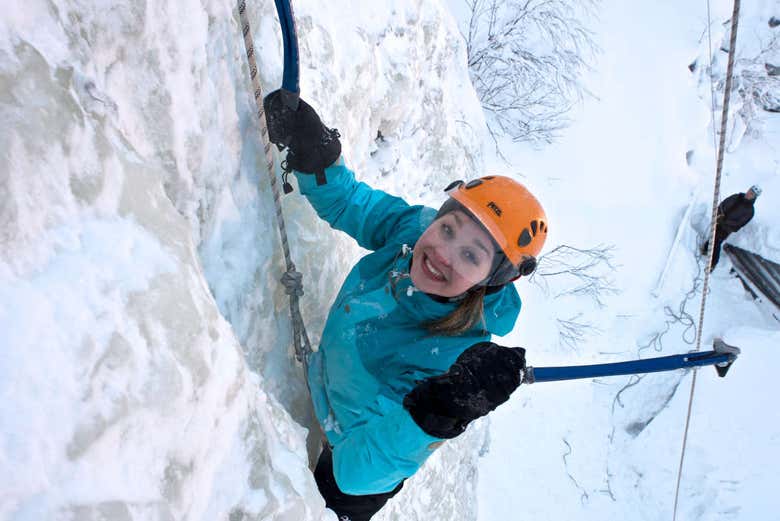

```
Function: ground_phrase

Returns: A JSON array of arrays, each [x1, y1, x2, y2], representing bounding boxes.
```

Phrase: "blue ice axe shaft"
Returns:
[[274, 0, 300, 109], [524, 341, 740, 384]]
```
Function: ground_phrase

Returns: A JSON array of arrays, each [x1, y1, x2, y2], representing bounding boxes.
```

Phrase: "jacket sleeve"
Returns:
[[718, 194, 756, 231], [294, 159, 433, 251], [718, 194, 742, 218], [330, 395, 443, 496]]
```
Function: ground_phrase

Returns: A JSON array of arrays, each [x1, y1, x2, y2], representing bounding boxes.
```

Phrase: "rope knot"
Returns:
[[280, 268, 304, 297]]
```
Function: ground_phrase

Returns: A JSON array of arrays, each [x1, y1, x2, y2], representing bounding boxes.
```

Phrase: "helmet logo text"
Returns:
[[487, 201, 502, 217]]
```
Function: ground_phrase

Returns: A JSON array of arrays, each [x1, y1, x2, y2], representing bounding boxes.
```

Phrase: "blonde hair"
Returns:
[[423, 286, 487, 336]]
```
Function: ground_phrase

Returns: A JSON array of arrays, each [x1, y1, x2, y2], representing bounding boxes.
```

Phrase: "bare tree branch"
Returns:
[[464, 0, 599, 145], [531, 244, 618, 307], [527, 243, 616, 349], [557, 313, 601, 351]]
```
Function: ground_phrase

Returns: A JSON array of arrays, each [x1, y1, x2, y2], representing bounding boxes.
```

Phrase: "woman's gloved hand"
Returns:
[[403, 342, 526, 439], [263, 90, 341, 179]]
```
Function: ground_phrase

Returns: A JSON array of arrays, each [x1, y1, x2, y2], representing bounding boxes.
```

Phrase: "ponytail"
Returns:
[[423, 286, 487, 336]]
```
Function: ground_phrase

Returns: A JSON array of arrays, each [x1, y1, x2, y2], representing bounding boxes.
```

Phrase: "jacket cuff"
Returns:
[[293, 155, 345, 191]]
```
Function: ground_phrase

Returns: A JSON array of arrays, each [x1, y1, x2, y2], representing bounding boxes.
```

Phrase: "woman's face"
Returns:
[[410, 211, 496, 297]]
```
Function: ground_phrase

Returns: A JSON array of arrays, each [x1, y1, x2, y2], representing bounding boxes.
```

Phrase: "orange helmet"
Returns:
[[441, 175, 548, 283]]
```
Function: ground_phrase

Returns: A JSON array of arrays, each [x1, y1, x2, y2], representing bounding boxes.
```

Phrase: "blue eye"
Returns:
[[441, 223, 453, 238], [462, 248, 479, 266]]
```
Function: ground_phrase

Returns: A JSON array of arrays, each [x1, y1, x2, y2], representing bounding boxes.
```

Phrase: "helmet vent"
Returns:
[[465, 179, 483, 189], [518, 228, 532, 247], [444, 180, 465, 192], [531, 220, 538, 236]]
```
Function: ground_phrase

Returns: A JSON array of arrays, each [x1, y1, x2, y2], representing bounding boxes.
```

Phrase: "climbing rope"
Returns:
[[237, 0, 312, 370], [672, 1, 741, 518]]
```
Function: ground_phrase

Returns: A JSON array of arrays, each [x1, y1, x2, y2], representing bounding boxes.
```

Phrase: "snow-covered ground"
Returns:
[[476, 1, 780, 520], [1, 0, 778, 520]]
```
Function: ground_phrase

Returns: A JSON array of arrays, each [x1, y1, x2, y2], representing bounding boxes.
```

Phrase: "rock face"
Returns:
[[0, 0, 488, 519]]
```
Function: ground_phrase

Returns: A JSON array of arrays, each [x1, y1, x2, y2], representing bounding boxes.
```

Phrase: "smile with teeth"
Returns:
[[423, 254, 446, 282]]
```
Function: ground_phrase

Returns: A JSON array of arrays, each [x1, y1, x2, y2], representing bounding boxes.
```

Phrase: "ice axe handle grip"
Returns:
[[274, 0, 300, 106]]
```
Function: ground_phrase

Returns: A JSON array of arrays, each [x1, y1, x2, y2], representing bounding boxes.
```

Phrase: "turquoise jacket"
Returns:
[[295, 161, 521, 495]]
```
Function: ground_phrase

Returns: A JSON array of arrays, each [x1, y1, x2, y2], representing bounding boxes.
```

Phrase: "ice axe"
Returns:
[[522, 338, 740, 384]]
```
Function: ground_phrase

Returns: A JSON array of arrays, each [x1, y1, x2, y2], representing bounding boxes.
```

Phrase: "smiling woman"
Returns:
[[416, 178, 547, 337], [264, 91, 547, 521]]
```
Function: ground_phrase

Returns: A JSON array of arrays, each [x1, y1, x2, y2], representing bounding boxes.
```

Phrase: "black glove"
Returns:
[[403, 342, 526, 439], [263, 90, 341, 183]]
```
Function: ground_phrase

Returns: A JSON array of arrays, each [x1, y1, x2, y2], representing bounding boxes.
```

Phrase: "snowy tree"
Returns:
[[462, 0, 599, 146], [734, 23, 780, 129]]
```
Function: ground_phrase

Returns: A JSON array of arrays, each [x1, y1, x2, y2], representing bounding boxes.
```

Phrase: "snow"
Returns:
[[474, 1, 780, 520], [1, 0, 778, 520]]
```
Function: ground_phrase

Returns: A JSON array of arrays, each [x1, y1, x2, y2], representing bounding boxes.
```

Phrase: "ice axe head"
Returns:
[[713, 338, 740, 377]]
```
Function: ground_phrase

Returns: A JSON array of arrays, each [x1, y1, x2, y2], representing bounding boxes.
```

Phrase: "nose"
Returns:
[[430, 248, 452, 269]]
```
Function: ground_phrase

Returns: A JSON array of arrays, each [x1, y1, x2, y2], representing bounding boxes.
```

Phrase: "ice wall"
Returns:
[[0, 0, 489, 519]]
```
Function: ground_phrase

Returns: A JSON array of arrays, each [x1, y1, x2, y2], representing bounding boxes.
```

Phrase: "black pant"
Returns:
[[702, 226, 731, 270], [314, 445, 404, 521]]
